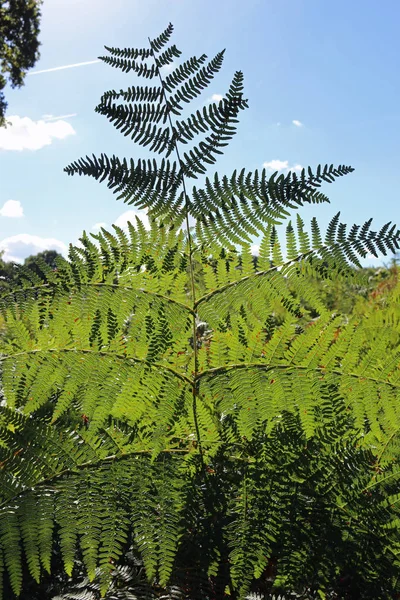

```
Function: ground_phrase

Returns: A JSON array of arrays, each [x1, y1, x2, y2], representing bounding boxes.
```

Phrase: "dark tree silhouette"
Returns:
[[0, 0, 42, 126]]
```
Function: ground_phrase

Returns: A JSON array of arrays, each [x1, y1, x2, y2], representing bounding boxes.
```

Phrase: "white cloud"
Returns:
[[251, 244, 260, 256], [0, 116, 75, 151], [28, 59, 101, 76], [161, 61, 176, 74], [114, 210, 150, 230], [263, 160, 303, 173], [206, 93, 224, 104], [292, 119, 303, 127], [0, 200, 24, 218], [263, 159, 289, 171], [0, 234, 67, 263], [92, 222, 107, 231], [366, 253, 380, 261]]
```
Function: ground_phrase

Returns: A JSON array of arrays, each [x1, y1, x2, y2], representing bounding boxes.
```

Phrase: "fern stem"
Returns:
[[148, 35, 205, 468]]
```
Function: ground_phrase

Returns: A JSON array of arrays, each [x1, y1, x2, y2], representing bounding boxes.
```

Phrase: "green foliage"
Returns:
[[0, 0, 42, 126], [2, 22, 400, 600]]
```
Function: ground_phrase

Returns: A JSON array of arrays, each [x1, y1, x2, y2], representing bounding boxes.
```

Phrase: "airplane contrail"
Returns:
[[28, 59, 102, 76], [42, 113, 78, 121]]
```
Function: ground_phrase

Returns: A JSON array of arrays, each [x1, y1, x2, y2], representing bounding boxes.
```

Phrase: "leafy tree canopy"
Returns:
[[0, 0, 42, 126], [0, 248, 62, 293], [23, 249, 61, 273]]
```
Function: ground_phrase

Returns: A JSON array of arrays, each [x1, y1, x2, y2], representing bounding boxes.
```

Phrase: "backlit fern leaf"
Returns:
[[1, 220, 400, 597]]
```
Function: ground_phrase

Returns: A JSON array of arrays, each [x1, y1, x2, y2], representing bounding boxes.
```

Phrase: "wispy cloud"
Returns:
[[292, 119, 303, 127], [0, 116, 75, 151], [263, 159, 303, 173], [28, 59, 101, 76], [0, 200, 24, 218], [42, 113, 77, 122]]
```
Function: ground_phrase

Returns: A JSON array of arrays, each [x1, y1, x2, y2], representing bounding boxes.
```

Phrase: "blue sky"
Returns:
[[0, 0, 399, 263]]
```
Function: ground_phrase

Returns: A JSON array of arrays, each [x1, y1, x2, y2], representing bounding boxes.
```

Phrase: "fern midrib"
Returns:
[[2, 349, 398, 392], [0, 282, 195, 315], [194, 250, 317, 308], [194, 362, 400, 389], [149, 34, 205, 467], [0, 448, 190, 512], [0, 347, 192, 385], [375, 428, 400, 468], [193, 242, 360, 309]]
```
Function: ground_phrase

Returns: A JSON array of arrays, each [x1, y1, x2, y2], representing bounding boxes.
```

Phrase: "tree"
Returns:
[[0, 0, 42, 126], [0, 249, 62, 293], [23, 249, 62, 275], [0, 250, 16, 292], [1, 24, 400, 600]]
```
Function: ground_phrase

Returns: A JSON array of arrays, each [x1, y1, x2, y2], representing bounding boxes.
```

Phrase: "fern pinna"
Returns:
[[1, 23, 400, 600]]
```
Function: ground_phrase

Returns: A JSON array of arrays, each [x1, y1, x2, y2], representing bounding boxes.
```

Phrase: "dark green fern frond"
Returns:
[[65, 26, 356, 241], [99, 84, 164, 105], [163, 54, 208, 92], [178, 72, 248, 177], [99, 54, 158, 78], [95, 99, 171, 152], [153, 44, 182, 68], [166, 51, 225, 115], [149, 22, 174, 53], [192, 165, 353, 245], [64, 24, 248, 231], [64, 155, 184, 219], [102, 46, 152, 60]]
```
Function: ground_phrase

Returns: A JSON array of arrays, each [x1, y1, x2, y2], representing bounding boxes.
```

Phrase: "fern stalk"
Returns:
[[147, 33, 206, 471]]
